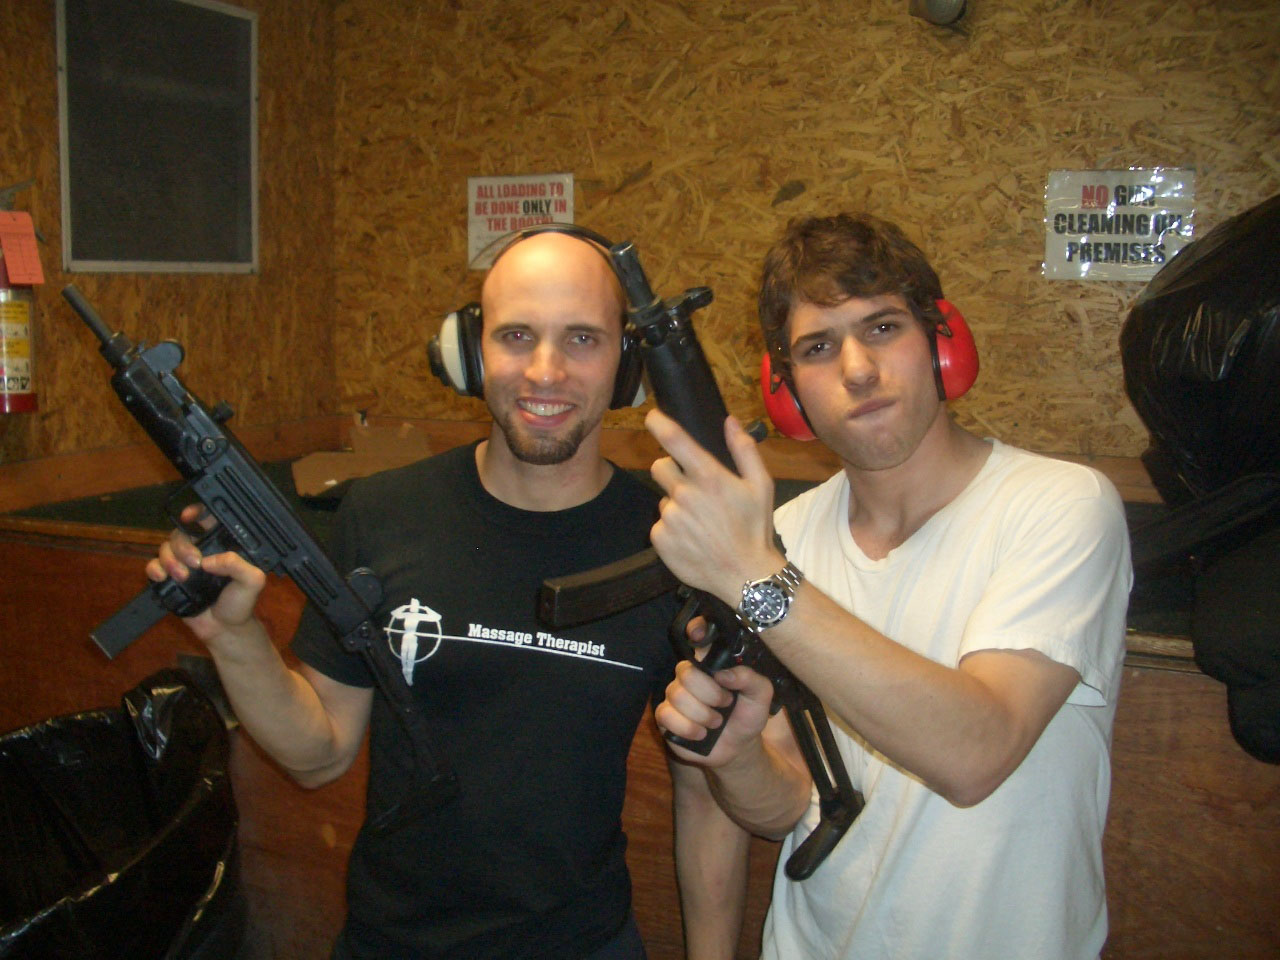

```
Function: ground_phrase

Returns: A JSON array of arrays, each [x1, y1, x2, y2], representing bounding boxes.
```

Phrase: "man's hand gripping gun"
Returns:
[[63, 285, 457, 824], [536, 246, 862, 880]]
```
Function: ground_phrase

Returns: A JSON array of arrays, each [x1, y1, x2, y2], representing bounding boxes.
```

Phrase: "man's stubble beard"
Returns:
[[491, 408, 592, 465]]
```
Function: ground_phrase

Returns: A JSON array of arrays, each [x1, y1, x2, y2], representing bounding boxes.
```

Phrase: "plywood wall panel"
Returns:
[[0, 0, 336, 466], [332, 0, 1279, 458]]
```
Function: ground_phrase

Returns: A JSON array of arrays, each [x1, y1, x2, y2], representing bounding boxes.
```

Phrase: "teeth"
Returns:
[[519, 400, 573, 417]]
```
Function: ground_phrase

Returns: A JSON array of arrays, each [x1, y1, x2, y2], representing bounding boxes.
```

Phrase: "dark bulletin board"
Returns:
[[57, 0, 257, 272]]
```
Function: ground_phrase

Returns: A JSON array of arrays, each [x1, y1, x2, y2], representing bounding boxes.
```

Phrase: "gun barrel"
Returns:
[[609, 241, 662, 315], [62, 285, 113, 345], [64, 284, 135, 369]]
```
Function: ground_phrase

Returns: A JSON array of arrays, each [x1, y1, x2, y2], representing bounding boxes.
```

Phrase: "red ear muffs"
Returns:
[[933, 299, 979, 401], [760, 352, 816, 441], [759, 299, 980, 439]]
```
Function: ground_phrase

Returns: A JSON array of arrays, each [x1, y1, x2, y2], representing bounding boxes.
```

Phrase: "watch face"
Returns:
[[744, 581, 788, 625]]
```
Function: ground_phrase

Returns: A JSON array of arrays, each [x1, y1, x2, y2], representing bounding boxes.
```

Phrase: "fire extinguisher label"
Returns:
[[1, 300, 34, 391]]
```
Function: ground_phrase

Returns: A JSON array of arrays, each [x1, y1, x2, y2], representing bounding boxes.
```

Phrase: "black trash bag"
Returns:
[[1120, 193, 1280, 506], [0, 669, 246, 959], [1193, 526, 1280, 764], [1121, 194, 1280, 764]]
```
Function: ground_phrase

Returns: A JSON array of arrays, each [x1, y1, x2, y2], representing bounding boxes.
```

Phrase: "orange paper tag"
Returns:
[[0, 211, 45, 286]]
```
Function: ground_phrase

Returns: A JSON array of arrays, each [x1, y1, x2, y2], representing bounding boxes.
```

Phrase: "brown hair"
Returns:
[[758, 213, 944, 379]]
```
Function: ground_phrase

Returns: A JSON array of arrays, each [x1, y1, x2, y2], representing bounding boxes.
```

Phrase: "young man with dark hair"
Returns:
[[149, 230, 746, 960], [647, 212, 1131, 960]]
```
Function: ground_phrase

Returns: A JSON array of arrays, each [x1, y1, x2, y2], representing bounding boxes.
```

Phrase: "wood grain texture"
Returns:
[[0, 0, 337, 465], [1103, 667, 1280, 959], [6, 1, 1277, 472], [329, 0, 1280, 460]]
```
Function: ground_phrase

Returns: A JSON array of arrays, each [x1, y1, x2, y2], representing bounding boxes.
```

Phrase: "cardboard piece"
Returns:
[[292, 417, 434, 500]]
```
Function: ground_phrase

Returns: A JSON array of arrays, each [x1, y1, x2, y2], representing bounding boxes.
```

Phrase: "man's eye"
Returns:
[[569, 333, 598, 347], [800, 341, 831, 359]]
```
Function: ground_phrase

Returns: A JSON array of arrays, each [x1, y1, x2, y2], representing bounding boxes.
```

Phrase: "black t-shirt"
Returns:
[[291, 443, 678, 959]]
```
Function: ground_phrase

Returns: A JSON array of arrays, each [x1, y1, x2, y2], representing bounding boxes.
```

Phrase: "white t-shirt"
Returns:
[[763, 440, 1132, 960]]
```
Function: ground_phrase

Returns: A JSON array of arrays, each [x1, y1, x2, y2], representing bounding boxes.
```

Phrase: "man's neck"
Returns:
[[475, 431, 614, 512], [843, 418, 992, 560]]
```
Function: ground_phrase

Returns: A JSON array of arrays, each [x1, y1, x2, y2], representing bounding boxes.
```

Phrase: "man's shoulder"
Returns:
[[344, 443, 474, 510], [774, 470, 846, 531], [985, 442, 1123, 510], [970, 443, 1130, 552], [605, 462, 663, 509]]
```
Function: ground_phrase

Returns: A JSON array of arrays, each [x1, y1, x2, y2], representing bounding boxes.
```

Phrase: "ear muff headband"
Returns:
[[428, 223, 646, 408], [760, 298, 979, 440]]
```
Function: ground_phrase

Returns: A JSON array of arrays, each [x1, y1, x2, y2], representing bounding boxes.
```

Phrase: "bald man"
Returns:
[[148, 231, 747, 960]]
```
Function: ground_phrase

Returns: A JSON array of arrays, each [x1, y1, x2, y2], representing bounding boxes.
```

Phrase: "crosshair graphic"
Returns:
[[384, 599, 443, 685]]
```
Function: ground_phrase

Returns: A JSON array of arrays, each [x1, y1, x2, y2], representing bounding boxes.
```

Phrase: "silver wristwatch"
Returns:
[[737, 561, 804, 632]]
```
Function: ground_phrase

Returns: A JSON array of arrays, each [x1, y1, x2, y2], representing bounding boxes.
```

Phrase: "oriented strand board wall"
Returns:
[[332, 0, 1280, 459], [0, 0, 336, 466]]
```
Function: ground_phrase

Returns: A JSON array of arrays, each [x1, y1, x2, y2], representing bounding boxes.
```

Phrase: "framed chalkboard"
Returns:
[[56, 0, 258, 273]]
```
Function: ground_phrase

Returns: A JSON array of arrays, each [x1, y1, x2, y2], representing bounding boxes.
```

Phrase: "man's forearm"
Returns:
[[203, 619, 359, 785], [758, 583, 1079, 806], [703, 721, 813, 840], [672, 761, 752, 960]]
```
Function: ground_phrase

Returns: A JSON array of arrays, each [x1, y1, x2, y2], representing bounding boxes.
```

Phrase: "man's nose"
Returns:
[[840, 337, 878, 389], [525, 342, 567, 385]]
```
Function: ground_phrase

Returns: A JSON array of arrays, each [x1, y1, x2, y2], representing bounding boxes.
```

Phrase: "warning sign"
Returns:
[[1043, 168, 1195, 281], [467, 173, 575, 269]]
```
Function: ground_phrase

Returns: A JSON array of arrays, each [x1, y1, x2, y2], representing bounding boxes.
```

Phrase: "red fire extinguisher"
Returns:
[[0, 209, 44, 414]]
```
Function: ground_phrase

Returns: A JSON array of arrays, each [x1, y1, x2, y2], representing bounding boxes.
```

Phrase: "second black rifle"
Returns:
[[536, 244, 861, 880]]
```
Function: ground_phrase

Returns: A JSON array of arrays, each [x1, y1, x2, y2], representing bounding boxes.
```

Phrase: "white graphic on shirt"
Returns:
[[383, 600, 643, 677], [384, 599, 443, 685]]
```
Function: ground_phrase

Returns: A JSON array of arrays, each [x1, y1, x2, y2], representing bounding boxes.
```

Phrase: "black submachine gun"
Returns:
[[63, 285, 457, 825], [537, 245, 861, 880]]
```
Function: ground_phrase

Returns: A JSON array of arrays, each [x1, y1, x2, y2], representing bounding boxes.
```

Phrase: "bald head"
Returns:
[[481, 231, 624, 326]]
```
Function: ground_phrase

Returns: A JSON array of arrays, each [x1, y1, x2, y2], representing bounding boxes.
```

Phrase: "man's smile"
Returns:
[[518, 398, 575, 418]]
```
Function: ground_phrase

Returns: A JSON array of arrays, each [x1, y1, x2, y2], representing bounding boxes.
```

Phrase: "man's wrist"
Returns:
[[736, 557, 804, 633], [201, 616, 270, 661], [714, 549, 787, 606]]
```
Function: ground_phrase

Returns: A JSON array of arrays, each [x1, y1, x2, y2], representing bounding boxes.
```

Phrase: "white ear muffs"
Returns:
[[427, 302, 484, 397], [434, 310, 466, 391]]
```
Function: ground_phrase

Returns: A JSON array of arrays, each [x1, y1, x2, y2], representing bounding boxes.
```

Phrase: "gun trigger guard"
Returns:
[[165, 483, 211, 537], [669, 592, 703, 660]]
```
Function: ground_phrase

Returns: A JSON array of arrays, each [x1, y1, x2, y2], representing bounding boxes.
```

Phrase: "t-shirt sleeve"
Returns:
[[289, 485, 375, 688], [959, 479, 1132, 707]]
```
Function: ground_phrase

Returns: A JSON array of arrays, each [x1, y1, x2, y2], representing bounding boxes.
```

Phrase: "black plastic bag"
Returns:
[[0, 669, 245, 958], [1193, 526, 1280, 763], [1120, 193, 1280, 505], [1121, 195, 1280, 764]]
